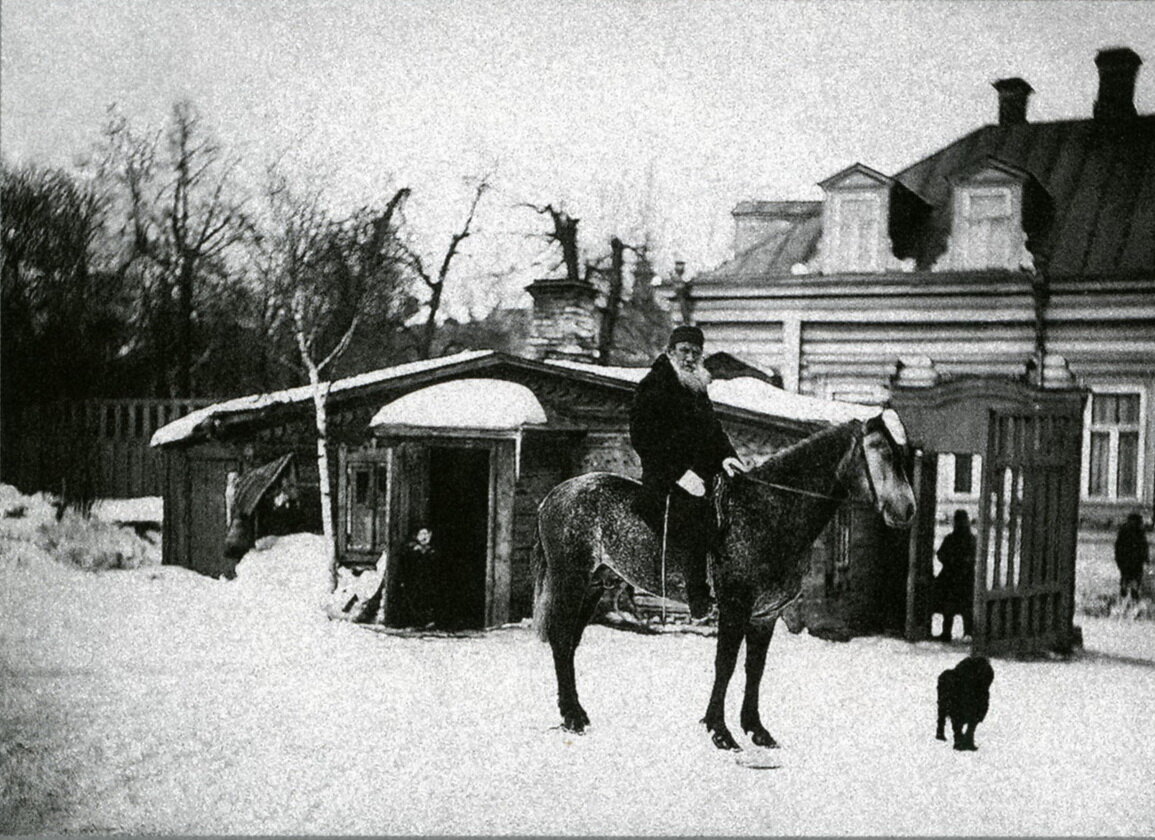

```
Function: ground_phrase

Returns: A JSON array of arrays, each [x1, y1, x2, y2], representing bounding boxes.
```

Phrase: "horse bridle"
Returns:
[[734, 424, 883, 508]]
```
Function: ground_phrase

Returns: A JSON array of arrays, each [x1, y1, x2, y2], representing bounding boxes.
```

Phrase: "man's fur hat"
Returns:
[[667, 325, 704, 349]]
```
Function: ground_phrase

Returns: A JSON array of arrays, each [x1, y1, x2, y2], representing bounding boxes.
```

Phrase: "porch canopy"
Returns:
[[369, 378, 547, 435]]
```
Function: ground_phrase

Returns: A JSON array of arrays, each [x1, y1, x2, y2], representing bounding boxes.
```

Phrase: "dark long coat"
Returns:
[[629, 353, 736, 490], [1115, 520, 1149, 579], [936, 528, 976, 613]]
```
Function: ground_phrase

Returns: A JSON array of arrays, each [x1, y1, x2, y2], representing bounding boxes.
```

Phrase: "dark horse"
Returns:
[[532, 410, 916, 750]]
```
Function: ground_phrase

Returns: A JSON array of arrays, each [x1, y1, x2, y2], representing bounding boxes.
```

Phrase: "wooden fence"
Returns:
[[2, 398, 214, 499]]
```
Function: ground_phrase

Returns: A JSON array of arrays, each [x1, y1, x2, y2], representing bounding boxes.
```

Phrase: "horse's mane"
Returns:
[[745, 419, 861, 484]]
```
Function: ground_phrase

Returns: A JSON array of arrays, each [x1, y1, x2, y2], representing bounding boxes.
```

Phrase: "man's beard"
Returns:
[[667, 352, 712, 393]]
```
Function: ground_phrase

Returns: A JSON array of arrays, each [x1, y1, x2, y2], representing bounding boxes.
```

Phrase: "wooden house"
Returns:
[[686, 47, 1154, 541]]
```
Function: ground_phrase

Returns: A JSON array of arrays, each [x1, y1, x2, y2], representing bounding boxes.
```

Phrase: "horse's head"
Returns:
[[843, 408, 916, 528]]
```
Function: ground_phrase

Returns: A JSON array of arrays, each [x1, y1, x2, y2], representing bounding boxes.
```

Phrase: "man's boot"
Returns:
[[684, 543, 714, 619]]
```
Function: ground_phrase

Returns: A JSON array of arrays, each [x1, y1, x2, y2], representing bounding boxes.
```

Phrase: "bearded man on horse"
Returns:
[[629, 324, 747, 619]]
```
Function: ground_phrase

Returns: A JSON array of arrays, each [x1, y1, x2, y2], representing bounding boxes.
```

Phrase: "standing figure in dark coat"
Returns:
[[398, 526, 439, 627], [629, 325, 746, 619], [1115, 513, 1149, 599], [935, 509, 976, 641]]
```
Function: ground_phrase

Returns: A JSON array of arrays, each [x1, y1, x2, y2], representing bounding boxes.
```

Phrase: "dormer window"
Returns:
[[936, 157, 1051, 272], [817, 163, 914, 275], [832, 193, 882, 271], [959, 187, 1015, 268]]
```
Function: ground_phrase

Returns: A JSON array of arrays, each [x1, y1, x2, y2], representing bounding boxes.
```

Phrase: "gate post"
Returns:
[[905, 450, 939, 641]]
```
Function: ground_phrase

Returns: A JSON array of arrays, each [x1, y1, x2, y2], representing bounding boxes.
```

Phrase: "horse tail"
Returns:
[[531, 521, 552, 643], [531, 483, 593, 645]]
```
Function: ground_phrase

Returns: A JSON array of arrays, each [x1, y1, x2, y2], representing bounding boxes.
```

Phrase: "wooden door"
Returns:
[[975, 410, 1082, 655], [382, 442, 429, 626]]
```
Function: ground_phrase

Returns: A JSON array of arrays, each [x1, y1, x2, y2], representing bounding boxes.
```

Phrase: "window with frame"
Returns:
[[959, 188, 1014, 269], [833, 194, 881, 272], [346, 461, 391, 551], [1087, 392, 1142, 499], [953, 453, 974, 494]]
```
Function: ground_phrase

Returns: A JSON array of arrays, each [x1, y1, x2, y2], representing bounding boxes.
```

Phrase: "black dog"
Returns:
[[936, 656, 994, 751]]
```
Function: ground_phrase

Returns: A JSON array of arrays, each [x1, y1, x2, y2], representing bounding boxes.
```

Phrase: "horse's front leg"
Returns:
[[701, 603, 748, 750], [739, 621, 778, 748]]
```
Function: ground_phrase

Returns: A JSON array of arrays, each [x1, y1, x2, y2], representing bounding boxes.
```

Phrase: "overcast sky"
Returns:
[[3, 0, 1153, 313]]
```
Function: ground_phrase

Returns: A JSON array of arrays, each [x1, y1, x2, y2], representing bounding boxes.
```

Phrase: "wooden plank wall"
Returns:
[[5, 399, 212, 499], [510, 435, 576, 621], [5, 398, 212, 498]]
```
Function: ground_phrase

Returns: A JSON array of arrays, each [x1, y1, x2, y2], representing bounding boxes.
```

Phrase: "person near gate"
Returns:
[[629, 324, 747, 619], [935, 509, 977, 641], [1115, 513, 1149, 600]]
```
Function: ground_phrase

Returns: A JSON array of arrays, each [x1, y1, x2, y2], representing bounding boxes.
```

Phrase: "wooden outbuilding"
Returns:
[[151, 350, 906, 634]]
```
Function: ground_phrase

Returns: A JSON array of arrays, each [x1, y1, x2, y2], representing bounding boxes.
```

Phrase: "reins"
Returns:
[[735, 430, 879, 507], [736, 473, 844, 502]]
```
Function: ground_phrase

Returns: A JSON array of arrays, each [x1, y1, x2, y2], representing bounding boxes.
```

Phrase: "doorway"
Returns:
[[428, 446, 491, 629]]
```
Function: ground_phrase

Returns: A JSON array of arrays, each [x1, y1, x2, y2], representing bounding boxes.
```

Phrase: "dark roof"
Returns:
[[705, 114, 1155, 280], [894, 116, 1155, 277], [700, 211, 822, 279], [733, 200, 822, 217], [705, 351, 781, 386]]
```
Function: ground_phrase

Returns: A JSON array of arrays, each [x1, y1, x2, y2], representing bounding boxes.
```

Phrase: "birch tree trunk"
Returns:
[[307, 374, 337, 593], [292, 288, 360, 594]]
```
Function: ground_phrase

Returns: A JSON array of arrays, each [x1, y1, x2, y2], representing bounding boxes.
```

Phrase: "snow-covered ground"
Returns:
[[2, 488, 1154, 835]]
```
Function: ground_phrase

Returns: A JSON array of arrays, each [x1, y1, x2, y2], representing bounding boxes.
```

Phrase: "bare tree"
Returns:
[[595, 236, 627, 364], [527, 203, 582, 284], [94, 101, 248, 397], [402, 176, 491, 359], [257, 174, 411, 590]]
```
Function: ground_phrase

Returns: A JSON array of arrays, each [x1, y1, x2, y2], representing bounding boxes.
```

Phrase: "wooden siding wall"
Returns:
[[800, 321, 1037, 388], [705, 321, 785, 376], [1050, 320, 1155, 377], [5, 399, 212, 499], [692, 277, 1155, 525], [511, 434, 581, 620]]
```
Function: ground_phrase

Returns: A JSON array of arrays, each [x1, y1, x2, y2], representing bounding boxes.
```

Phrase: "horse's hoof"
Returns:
[[748, 729, 779, 749], [561, 707, 589, 733], [704, 723, 741, 751]]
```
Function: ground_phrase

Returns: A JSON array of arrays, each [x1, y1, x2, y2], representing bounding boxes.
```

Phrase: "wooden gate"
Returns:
[[975, 409, 1083, 655], [891, 377, 1086, 656]]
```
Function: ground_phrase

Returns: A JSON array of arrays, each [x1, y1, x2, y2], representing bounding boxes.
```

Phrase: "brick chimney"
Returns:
[[1094, 47, 1142, 121], [526, 277, 601, 362], [993, 77, 1033, 125]]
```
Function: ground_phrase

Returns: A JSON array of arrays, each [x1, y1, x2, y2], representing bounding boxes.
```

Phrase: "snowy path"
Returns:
[[3, 545, 1155, 835]]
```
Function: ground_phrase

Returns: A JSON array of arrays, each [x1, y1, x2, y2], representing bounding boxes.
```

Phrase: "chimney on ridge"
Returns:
[[525, 276, 601, 362], [1094, 47, 1142, 121], [993, 77, 1033, 126]]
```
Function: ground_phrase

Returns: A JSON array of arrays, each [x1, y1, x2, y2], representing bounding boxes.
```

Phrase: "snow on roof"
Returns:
[[709, 377, 878, 425], [370, 379, 547, 431], [150, 350, 495, 447], [544, 358, 877, 425], [543, 358, 649, 384], [152, 349, 878, 448]]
